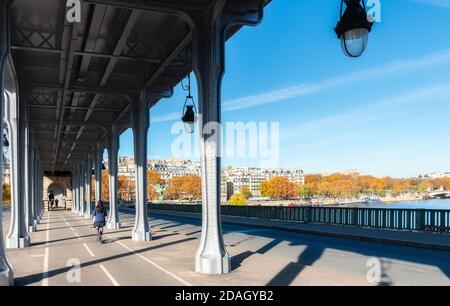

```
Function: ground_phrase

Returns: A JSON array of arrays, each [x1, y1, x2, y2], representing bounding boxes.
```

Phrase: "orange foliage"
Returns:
[[101, 170, 109, 201], [302, 173, 450, 198], [164, 175, 201, 200], [118, 175, 135, 201], [147, 171, 165, 200], [260, 177, 299, 199]]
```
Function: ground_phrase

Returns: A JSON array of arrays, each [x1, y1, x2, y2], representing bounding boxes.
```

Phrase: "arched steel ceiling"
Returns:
[[9, 0, 269, 173]]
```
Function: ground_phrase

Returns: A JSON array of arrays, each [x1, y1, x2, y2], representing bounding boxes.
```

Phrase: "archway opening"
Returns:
[[47, 183, 65, 210]]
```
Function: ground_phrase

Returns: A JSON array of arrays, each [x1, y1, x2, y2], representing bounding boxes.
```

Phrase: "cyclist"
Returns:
[[92, 200, 108, 244]]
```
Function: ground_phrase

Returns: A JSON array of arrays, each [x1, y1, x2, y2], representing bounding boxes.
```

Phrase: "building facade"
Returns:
[[221, 167, 305, 201]]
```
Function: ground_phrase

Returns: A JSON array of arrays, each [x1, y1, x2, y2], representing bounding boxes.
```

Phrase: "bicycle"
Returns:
[[96, 229, 103, 244]]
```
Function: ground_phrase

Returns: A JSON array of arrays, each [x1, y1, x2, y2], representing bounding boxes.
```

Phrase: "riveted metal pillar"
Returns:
[[187, 0, 264, 275], [33, 148, 39, 226], [131, 102, 151, 241], [190, 8, 230, 274], [107, 127, 121, 229], [94, 143, 103, 206], [85, 153, 93, 218], [79, 161, 85, 216], [0, 0, 13, 285], [5, 51, 30, 249], [37, 158, 41, 220], [36, 161, 41, 217], [71, 168, 75, 212], [72, 167, 78, 213], [26, 130, 36, 232], [76, 166, 81, 213]]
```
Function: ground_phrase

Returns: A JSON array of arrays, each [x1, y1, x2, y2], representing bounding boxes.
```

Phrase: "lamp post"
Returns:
[[334, 0, 374, 58], [3, 123, 9, 156], [181, 74, 198, 134], [153, 184, 167, 204]]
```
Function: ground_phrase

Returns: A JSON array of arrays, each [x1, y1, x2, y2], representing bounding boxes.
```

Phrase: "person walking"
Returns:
[[92, 200, 108, 244], [48, 191, 55, 211]]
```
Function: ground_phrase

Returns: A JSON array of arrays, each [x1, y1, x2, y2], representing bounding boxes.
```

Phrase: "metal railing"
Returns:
[[148, 204, 450, 233]]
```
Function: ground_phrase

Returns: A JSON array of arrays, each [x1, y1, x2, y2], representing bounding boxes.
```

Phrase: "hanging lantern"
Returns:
[[181, 74, 198, 134], [2, 124, 9, 155], [334, 0, 374, 58]]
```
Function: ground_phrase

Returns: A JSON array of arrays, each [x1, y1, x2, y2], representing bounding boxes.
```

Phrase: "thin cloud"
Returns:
[[282, 81, 450, 141], [222, 49, 450, 111], [151, 112, 179, 123], [152, 48, 450, 123], [412, 0, 450, 9]]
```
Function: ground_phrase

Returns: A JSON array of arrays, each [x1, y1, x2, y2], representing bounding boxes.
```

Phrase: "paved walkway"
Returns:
[[3, 208, 450, 286]]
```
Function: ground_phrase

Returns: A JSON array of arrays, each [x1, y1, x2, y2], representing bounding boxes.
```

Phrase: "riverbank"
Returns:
[[245, 195, 450, 209]]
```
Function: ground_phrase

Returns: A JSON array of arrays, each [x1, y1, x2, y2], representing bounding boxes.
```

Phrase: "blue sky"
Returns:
[[117, 0, 450, 178]]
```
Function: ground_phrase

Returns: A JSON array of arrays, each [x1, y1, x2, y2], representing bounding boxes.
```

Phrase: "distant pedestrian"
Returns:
[[48, 191, 55, 211]]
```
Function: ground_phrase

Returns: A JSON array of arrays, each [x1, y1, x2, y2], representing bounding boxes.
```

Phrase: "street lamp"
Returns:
[[2, 123, 9, 155], [181, 73, 198, 134], [334, 0, 374, 58], [91, 162, 106, 175]]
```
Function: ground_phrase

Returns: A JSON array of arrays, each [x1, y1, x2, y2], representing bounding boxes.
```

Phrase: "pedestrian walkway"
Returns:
[[4, 209, 450, 286], [4, 209, 372, 286]]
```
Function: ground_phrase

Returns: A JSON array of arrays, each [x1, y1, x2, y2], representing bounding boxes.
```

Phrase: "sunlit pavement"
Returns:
[[3, 208, 450, 286]]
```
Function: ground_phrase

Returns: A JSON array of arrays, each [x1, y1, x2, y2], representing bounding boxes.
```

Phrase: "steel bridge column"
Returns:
[[36, 161, 41, 216], [26, 130, 36, 232], [85, 153, 93, 218], [74, 166, 80, 213], [40, 165, 44, 217], [106, 127, 121, 229], [131, 102, 151, 241], [0, 0, 13, 285], [33, 149, 39, 226], [71, 168, 76, 212], [94, 143, 103, 206], [6, 45, 30, 249], [40, 165, 43, 216], [188, 0, 264, 275], [72, 167, 77, 213], [191, 9, 231, 275], [79, 161, 85, 216]]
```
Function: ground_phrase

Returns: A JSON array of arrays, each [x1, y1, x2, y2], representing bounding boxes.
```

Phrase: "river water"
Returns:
[[341, 199, 450, 210]]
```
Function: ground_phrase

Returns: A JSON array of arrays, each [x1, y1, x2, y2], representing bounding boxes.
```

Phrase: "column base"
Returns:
[[132, 230, 152, 242], [0, 268, 14, 286], [6, 236, 30, 249], [107, 222, 121, 230], [195, 254, 231, 275], [28, 224, 37, 233]]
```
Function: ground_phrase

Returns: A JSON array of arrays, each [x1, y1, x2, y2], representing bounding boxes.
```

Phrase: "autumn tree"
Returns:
[[299, 184, 312, 198], [118, 175, 134, 201], [417, 181, 431, 193], [147, 171, 165, 201], [2, 183, 11, 204], [228, 193, 247, 206], [260, 177, 299, 199], [165, 175, 201, 201], [240, 186, 252, 199], [101, 170, 109, 201]]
